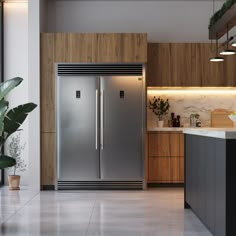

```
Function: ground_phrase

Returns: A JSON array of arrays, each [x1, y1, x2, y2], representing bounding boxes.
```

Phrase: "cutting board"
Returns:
[[211, 109, 233, 127]]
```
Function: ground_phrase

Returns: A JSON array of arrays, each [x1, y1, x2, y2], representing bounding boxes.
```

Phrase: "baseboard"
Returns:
[[148, 183, 184, 188], [41, 185, 55, 190]]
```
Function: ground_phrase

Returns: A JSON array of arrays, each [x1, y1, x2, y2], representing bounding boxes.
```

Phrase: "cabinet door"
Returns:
[[170, 157, 180, 182], [148, 157, 170, 182], [195, 43, 224, 86], [148, 133, 180, 157], [171, 43, 195, 86], [146, 43, 171, 86]]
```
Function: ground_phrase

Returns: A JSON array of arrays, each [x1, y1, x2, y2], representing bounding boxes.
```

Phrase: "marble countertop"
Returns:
[[147, 127, 183, 132], [183, 127, 236, 139]]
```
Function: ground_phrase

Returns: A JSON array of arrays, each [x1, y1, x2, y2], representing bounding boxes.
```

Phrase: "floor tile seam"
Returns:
[[1, 191, 40, 225], [85, 199, 96, 236]]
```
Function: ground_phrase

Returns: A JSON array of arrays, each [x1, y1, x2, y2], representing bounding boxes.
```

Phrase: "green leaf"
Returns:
[[0, 155, 16, 169], [4, 103, 37, 138], [0, 100, 9, 134], [0, 77, 23, 101]]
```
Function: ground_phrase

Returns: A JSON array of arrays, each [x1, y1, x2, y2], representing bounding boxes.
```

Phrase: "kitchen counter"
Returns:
[[183, 127, 236, 139], [147, 127, 183, 132]]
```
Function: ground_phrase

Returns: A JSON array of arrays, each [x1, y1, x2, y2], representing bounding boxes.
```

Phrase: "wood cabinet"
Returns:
[[147, 43, 236, 86], [147, 132, 184, 183], [147, 43, 195, 86], [40, 33, 147, 187]]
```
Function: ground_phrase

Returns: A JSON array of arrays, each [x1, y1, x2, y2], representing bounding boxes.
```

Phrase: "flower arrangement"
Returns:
[[149, 96, 170, 121]]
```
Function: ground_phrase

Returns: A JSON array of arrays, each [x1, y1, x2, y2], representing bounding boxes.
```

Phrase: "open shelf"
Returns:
[[209, 2, 236, 40]]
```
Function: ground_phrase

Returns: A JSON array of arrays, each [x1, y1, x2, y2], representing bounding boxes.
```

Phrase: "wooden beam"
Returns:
[[209, 2, 236, 40]]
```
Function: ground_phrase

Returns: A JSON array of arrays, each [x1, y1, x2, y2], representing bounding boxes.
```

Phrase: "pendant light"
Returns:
[[210, 38, 224, 62], [232, 41, 236, 47], [209, 0, 224, 62], [220, 25, 236, 55]]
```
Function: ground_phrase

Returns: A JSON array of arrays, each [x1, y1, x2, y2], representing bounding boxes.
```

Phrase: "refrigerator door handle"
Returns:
[[101, 89, 104, 150], [95, 89, 98, 150]]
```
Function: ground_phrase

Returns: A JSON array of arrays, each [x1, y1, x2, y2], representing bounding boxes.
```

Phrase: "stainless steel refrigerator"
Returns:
[[56, 64, 145, 190]]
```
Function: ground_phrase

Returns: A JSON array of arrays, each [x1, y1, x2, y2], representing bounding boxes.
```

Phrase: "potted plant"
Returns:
[[7, 132, 26, 190], [0, 77, 37, 190], [149, 96, 170, 127]]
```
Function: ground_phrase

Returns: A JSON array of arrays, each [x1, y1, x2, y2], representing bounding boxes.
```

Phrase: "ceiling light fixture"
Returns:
[[220, 25, 236, 56], [210, 38, 224, 62], [232, 41, 236, 47], [209, 0, 224, 62]]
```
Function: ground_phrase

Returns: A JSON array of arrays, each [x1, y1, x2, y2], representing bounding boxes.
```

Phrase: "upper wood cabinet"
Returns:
[[147, 42, 236, 87], [147, 43, 172, 86], [51, 33, 147, 63], [147, 43, 195, 86]]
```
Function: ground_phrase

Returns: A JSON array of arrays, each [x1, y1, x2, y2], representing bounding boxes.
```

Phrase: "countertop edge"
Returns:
[[183, 128, 236, 139]]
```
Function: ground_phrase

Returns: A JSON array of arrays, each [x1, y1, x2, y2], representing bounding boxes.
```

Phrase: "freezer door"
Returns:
[[100, 76, 143, 179], [57, 76, 100, 180]]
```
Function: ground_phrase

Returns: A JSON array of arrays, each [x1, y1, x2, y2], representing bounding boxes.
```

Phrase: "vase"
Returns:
[[8, 175, 20, 190], [157, 120, 164, 127]]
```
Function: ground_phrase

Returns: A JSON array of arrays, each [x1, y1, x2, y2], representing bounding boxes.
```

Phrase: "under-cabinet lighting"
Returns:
[[147, 87, 236, 95]]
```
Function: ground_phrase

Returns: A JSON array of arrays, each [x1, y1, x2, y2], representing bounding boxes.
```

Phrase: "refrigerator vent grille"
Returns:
[[57, 64, 143, 76], [57, 181, 143, 190]]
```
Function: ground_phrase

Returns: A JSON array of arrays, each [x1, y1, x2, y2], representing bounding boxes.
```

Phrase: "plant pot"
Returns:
[[8, 175, 20, 190], [157, 120, 164, 127]]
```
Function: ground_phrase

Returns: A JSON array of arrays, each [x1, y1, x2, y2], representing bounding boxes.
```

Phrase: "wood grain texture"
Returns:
[[179, 157, 184, 182], [146, 43, 171, 86], [179, 133, 184, 157], [40, 33, 55, 133], [171, 43, 193, 86], [148, 132, 180, 157], [148, 132, 183, 183], [170, 157, 180, 182], [41, 133, 55, 186], [147, 42, 236, 86], [148, 157, 170, 182], [195, 43, 225, 86]]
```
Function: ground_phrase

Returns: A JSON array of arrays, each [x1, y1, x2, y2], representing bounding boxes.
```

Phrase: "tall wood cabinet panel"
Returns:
[[147, 43, 172, 86], [41, 34, 55, 133], [171, 43, 195, 86], [41, 133, 55, 186], [41, 33, 147, 186], [147, 132, 184, 183]]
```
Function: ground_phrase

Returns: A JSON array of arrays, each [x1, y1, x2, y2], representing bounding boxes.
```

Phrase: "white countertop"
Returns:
[[147, 127, 183, 132], [183, 127, 236, 139]]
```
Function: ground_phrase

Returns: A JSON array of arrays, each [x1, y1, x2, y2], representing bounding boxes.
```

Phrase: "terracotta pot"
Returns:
[[8, 175, 20, 190]]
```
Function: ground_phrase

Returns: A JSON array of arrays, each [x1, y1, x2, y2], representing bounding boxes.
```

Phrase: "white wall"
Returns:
[[28, 0, 40, 191], [4, 2, 29, 185], [46, 0, 229, 42]]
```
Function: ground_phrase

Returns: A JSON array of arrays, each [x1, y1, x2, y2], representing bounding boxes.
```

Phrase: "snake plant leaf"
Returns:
[[0, 154, 16, 169], [0, 100, 9, 134], [0, 77, 23, 101], [4, 102, 37, 139]]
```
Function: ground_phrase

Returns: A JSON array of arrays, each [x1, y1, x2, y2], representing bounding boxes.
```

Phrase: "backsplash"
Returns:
[[147, 89, 236, 128]]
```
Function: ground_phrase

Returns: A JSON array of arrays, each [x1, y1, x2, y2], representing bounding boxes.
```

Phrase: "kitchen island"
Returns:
[[184, 128, 236, 236]]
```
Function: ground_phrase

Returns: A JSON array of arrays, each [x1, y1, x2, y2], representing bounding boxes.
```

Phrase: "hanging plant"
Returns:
[[209, 0, 236, 29]]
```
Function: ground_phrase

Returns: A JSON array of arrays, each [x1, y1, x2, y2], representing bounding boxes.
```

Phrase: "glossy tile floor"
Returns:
[[0, 187, 212, 236]]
